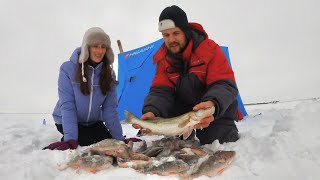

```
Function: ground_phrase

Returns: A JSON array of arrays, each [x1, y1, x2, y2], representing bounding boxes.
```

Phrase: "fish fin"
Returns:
[[190, 147, 208, 157], [178, 119, 190, 128], [90, 169, 97, 173], [57, 163, 69, 171], [182, 129, 193, 140], [217, 168, 225, 175], [127, 141, 133, 151], [136, 140, 147, 153]]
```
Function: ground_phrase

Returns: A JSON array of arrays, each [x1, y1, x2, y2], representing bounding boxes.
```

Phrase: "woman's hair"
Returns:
[[77, 55, 112, 96]]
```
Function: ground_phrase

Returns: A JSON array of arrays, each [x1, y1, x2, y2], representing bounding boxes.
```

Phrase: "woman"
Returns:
[[45, 27, 124, 150]]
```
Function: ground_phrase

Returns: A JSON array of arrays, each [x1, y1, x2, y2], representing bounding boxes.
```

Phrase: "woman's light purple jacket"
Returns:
[[52, 47, 124, 141]]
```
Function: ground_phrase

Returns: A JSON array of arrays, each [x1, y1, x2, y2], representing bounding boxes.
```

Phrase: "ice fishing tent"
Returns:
[[117, 38, 247, 121]]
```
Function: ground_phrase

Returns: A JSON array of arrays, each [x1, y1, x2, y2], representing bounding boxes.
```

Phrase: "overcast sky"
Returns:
[[0, 0, 319, 113]]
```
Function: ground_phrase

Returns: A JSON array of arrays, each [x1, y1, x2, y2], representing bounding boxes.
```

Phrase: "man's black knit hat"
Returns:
[[158, 5, 190, 34]]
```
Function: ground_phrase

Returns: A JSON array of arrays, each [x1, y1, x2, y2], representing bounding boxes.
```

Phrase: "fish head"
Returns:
[[152, 136, 181, 149], [215, 151, 236, 164], [190, 106, 215, 121]]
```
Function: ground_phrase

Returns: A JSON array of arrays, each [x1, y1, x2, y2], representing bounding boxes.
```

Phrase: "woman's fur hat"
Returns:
[[78, 27, 114, 82], [79, 27, 114, 64]]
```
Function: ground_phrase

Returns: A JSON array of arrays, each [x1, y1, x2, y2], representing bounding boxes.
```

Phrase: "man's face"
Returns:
[[162, 27, 187, 54]]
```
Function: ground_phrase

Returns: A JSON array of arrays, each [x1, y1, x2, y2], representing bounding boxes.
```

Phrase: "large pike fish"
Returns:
[[123, 107, 215, 140]]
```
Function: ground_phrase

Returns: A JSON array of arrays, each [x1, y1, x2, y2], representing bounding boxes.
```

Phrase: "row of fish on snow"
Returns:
[[59, 107, 236, 179], [60, 137, 235, 179]]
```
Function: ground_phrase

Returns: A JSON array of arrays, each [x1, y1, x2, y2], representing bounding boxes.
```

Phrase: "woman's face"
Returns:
[[89, 44, 107, 63]]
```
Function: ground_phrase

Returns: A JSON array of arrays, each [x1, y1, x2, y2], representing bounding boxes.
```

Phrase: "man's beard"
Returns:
[[168, 42, 184, 55]]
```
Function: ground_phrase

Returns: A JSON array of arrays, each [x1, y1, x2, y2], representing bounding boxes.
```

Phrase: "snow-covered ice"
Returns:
[[0, 99, 319, 180]]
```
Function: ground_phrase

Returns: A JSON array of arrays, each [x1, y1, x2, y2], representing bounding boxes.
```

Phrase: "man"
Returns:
[[133, 5, 239, 145]]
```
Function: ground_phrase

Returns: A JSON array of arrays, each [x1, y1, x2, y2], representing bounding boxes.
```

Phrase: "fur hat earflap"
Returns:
[[79, 27, 114, 64]]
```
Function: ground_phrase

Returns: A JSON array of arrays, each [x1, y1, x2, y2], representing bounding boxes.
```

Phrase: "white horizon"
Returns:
[[0, 0, 319, 113]]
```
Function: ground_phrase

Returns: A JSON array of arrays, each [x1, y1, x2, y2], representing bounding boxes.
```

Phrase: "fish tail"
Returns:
[[122, 110, 136, 124]]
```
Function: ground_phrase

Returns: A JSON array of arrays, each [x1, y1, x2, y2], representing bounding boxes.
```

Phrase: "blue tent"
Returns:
[[117, 39, 247, 120]]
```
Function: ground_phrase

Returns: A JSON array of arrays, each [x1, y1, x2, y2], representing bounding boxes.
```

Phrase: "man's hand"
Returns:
[[193, 101, 215, 129], [131, 112, 155, 134], [140, 112, 156, 120]]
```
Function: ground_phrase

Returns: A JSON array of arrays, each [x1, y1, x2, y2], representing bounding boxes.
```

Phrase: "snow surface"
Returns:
[[0, 99, 319, 180]]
